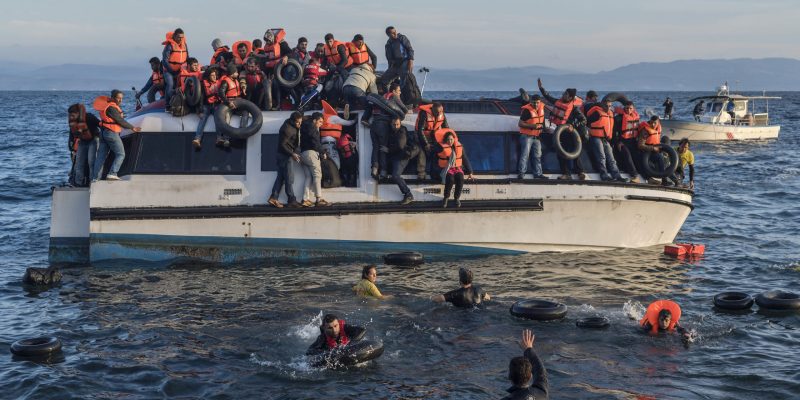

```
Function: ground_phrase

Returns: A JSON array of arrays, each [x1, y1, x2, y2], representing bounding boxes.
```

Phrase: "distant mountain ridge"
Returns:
[[1, 58, 798, 91]]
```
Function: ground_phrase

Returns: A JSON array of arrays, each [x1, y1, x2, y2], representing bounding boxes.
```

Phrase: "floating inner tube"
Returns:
[[713, 292, 754, 310], [384, 252, 424, 266], [309, 339, 384, 367], [275, 58, 304, 88], [552, 124, 582, 160], [183, 76, 203, 107], [510, 299, 568, 321], [576, 316, 610, 328], [213, 98, 263, 139], [641, 144, 678, 178], [755, 290, 800, 310], [366, 93, 404, 119], [10, 336, 62, 357]]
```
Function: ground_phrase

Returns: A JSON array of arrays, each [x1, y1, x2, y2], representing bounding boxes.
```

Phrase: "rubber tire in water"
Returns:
[[755, 290, 800, 310], [713, 292, 754, 310], [275, 58, 304, 88], [213, 98, 264, 139], [310, 339, 384, 367], [384, 252, 424, 266], [10, 337, 62, 357], [183, 76, 203, 107], [366, 93, 404, 120], [510, 299, 568, 321], [552, 124, 582, 160], [640, 144, 678, 178], [576, 316, 610, 328]]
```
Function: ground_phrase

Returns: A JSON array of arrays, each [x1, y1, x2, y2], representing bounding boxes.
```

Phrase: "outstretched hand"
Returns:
[[518, 329, 535, 350], [537, 78, 543, 89]]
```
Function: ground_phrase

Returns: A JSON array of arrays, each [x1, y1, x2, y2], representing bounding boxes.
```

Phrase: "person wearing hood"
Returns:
[[161, 28, 189, 111], [306, 314, 367, 356], [537, 78, 587, 180], [585, 98, 626, 181], [255, 29, 292, 110], [135, 57, 164, 104], [209, 38, 230, 67], [502, 329, 549, 400]]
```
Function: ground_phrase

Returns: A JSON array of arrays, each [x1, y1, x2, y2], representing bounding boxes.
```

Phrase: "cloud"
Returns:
[[147, 17, 187, 25]]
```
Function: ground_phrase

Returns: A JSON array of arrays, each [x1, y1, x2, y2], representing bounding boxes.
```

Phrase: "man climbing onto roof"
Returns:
[[380, 26, 414, 93], [135, 57, 164, 104]]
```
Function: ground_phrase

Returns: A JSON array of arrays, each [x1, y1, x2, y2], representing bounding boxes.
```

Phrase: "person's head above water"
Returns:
[[361, 264, 377, 283], [508, 356, 533, 388], [658, 309, 672, 330], [321, 313, 341, 338], [458, 267, 473, 286]]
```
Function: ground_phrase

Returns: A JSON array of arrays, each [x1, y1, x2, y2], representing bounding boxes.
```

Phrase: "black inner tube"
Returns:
[[713, 292, 754, 310], [552, 124, 582, 160], [275, 58, 304, 88], [641, 144, 678, 178], [213, 98, 264, 139], [366, 93, 404, 120], [601, 92, 630, 105], [755, 290, 800, 310], [384, 252, 424, 266], [10, 336, 62, 357], [310, 339, 384, 367], [183, 76, 202, 107], [576, 317, 610, 328], [510, 299, 568, 321]]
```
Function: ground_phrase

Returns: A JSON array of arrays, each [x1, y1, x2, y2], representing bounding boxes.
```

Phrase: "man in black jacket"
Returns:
[[502, 329, 549, 400], [306, 313, 367, 356], [386, 116, 420, 205], [380, 26, 414, 92], [268, 112, 304, 208]]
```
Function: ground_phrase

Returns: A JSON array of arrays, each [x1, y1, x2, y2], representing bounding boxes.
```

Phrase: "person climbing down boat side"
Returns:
[[68, 103, 101, 187], [215, 64, 242, 148], [135, 57, 164, 104], [502, 329, 549, 400], [676, 138, 695, 189], [353, 265, 388, 299], [415, 102, 448, 180], [306, 314, 366, 355], [640, 300, 690, 340], [431, 267, 490, 308], [637, 115, 676, 185], [517, 95, 548, 180], [92, 90, 141, 182], [192, 67, 221, 149], [433, 129, 474, 208], [386, 116, 419, 205], [161, 28, 189, 112], [537, 78, 587, 181]]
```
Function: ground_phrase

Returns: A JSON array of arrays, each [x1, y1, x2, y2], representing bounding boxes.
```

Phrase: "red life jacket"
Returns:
[[220, 76, 241, 99], [324, 319, 350, 349], [232, 40, 253, 65], [68, 103, 92, 140], [262, 29, 286, 69], [640, 300, 681, 334], [519, 102, 545, 136], [203, 78, 220, 104], [244, 71, 263, 88], [303, 63, 327, 86], [93, 96, 124, 133], [320, 100, 342, 139], [416, 104, 446, 141], [346, 42, 370, 66], [151, 70, 165, 97], [161, 32, 188, 72], [587, 105, 613, 139], [337, 133, 355, 158], [548, 99, 575, 125], [323, 40, 352, 68], [209, 45, 230, 66], [638, 121, 662, 145], [617, 107, 640, 140], [179, 68, 203, 91]]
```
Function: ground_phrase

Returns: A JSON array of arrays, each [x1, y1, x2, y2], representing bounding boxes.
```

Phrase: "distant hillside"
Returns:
[[1, 58, 799, 91]]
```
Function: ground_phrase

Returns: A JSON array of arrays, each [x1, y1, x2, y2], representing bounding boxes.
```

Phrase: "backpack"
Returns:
[[169, 91, 189, 117]]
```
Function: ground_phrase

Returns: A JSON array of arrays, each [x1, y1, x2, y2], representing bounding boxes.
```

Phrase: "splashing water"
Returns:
[[623, 300, 646, 321], [288, 311, 323, 340]]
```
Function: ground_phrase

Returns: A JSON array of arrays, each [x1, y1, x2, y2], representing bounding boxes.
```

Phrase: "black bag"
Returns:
[[169, 91, 189, 117]]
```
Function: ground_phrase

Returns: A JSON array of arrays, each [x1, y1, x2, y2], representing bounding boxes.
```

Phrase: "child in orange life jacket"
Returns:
[[337, 132, 358, 187], [306, 314, 367, 355], [640, 300, 691, 341]]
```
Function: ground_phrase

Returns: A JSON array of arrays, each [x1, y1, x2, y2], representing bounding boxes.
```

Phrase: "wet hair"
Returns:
[[658, 309, 672, 320], [389, 82, 401, 92], [110, 89, 122, 98], [324, 33, 334, 41], [679, 138, 690, 146], [297, 37, 307, 44], [361, 264, 376, 279], [322, 313, 338, 326], [187, 57, 198, 65], [290, 111, 303, 121], [508, 356, 533, 386], [311, 112, 324, 122], [174, 28, 184, 35], [353, 34, 364, 42], [237, 42, 248, 50], [385, 26, 395, 35], [252, 39, 263, 48], [650, 115, 660, 122], [149, 57, 160, 64], [458, 267, 473, 285]]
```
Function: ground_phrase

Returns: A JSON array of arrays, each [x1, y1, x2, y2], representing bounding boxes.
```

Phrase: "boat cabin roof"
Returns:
[[689, 94, 781, 102]]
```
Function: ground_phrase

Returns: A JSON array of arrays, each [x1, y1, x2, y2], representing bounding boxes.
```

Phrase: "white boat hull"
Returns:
[[661, 120, 780, 142]]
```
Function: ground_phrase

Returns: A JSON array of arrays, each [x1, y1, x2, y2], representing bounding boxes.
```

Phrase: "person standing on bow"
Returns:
[[161, 28, 188, 112], [517, 95, 548, 180]]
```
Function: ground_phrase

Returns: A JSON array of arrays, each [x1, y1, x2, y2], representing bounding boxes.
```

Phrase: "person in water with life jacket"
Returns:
[[502, 329, 549, 400], [431, 267, 490, 308], [306, 314, 367, 356], [353, 264, 389, 299], [135, 57, 164, 104], [640, 299, 691, 341]]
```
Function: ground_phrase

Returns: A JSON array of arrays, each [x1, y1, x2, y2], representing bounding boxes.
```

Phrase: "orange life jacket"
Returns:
[[179, 69, 203, 91], [203, 79, 220, 104], [262, 29, 286, 69], [437, 130, 463, 169], [232, 40, 253, 65], [93, 96, 124, 133], [346, 42, 370, 66], [416, 104, 446, 140], [151, 70, 164, 87], [209, 45, 229, 66], [638, 121, 662, 145], [68, 103, 92, 140], [519, 102, 545, 136], [587, 105, 613, 139], [162, 32, 188, 72], [324, 40, 352, 68], [617, 108, 640, 140], [320, 100, 342, 139], [323, 319, 350, 349], [220, 76, 241, 99], [640, 300, 682, 334]]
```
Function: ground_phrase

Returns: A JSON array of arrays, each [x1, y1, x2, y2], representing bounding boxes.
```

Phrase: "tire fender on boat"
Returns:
[[366, 93, 404, 120], [183, 76, 203, 107], [510, 299, 568, 321], [755, 290, 800, 310], [383, 252, 424, 266], [552, 124, 582, 160], [713, 292, 754, 310], [10, 337, 62, 357], [641, 144, 679, 178], [213, 98, 263, 139], [275, 58, 304, 88]]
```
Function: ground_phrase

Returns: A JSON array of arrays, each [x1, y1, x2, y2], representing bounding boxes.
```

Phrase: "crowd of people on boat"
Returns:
[[66, 26, 696, 204]]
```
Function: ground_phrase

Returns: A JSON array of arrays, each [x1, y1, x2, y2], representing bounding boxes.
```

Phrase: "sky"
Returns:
[[2, 0, 799, 72]]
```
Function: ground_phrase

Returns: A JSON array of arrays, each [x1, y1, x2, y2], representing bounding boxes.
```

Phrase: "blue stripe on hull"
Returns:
[[89, 234, 524, 264]]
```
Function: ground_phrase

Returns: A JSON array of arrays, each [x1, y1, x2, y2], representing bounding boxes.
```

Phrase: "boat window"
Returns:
[[458, 132, 508, 173], [709, 102, 723, 113], [436, 100, 504, 114], [118, 132, 247, 176], [260, 134, 279, 171]]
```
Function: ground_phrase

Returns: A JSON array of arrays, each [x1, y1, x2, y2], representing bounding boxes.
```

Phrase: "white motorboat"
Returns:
[[661, 83, 781, 142], [49, 100, 694, 263]]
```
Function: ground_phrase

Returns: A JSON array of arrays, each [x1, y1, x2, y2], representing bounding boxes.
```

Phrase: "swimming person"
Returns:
[[306, 313, 366, 355], [431, 267, 490, 307], [353, 265, 387, 299], [640, 299, 690, 340], [502, 329, 549, 400]]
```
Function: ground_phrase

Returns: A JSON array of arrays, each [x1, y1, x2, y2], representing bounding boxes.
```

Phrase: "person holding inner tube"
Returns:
[[255, 29, 292, 110], [640, 300, 690, 340], [415, 102, 448, 180], [386, 115, 420, 205], [135, 57, 164, 104], [306, 314, 367, 356], [537, 78, 587, 180], [637, 116, 678, 186], [91, 90, 142, 182], [353, 264, 389, 299], [502, 329, 549, 400], [433, 129, 474, 208], [431, 267, 490, 307], [586, 99, 626, 182], [178, 58, 203, 113], [612, 101, 641, 183], [215, 63, 243, 148], [192, 66, 221, 149], [161, 28, 188, 112], [299, 112, 332, 207], [517, 94, 548, 180]]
